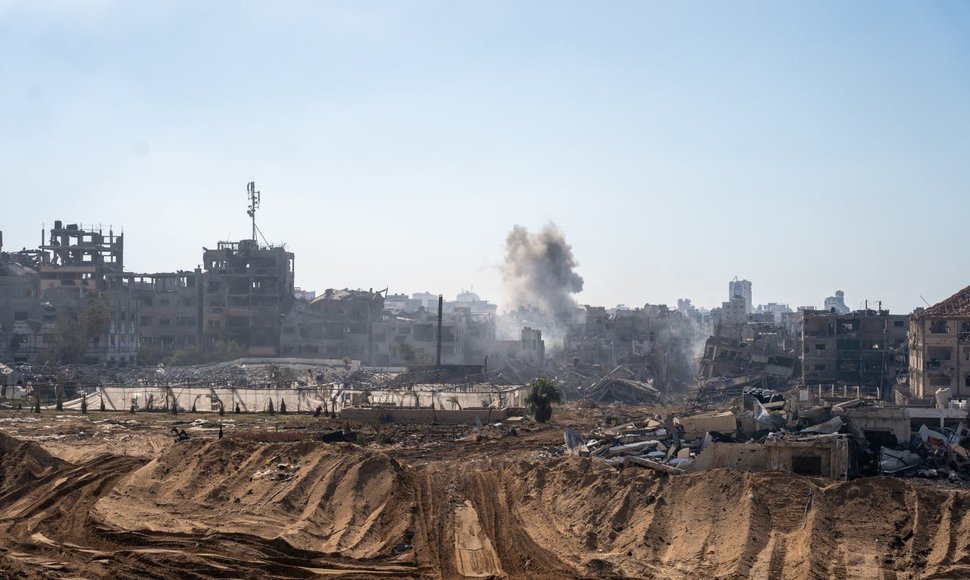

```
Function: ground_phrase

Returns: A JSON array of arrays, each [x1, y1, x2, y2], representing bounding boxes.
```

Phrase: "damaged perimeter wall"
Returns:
[[689, 435, 851, 480]]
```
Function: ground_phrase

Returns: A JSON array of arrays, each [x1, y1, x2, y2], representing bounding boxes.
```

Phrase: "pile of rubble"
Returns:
[[560, 392, 970, 483], [880, 423, 970, 479], [563, 418, 693, 475]]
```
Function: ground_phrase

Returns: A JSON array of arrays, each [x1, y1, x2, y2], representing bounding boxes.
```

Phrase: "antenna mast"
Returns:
[[246, 181, 260, 242]]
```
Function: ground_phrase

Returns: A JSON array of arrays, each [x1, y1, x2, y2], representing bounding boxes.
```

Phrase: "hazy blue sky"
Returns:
[[2, 1, 968, 313]]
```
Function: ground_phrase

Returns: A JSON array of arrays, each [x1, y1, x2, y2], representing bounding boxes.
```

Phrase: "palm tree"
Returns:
[[525, 378, 561, 423]]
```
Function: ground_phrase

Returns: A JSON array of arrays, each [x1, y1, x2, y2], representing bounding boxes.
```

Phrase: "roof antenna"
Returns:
[[919, 295, 931, 307], [246, 181, 261, 243]]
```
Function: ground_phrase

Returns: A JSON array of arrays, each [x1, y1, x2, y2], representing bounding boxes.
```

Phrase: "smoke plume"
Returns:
[[501, 224, 584, 337]]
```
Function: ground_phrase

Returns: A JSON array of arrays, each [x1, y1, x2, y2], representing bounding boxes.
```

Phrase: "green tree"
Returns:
[[525, 378, 561, 423]]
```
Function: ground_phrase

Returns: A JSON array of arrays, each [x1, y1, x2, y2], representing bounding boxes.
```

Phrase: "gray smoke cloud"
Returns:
[[501, 224, 584, 336]]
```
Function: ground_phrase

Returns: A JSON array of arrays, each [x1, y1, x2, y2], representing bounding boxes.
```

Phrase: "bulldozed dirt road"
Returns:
[[3, 409, 970, 579]]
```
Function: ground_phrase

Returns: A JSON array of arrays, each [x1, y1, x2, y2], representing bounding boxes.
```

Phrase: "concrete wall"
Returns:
[[339, 406, 516, 425], [58, 383, 526, 416], [688, 443, 771, 472], [766, 436, 850, 480], [690, 435, 851, 480], [841, 406, 910, 443]]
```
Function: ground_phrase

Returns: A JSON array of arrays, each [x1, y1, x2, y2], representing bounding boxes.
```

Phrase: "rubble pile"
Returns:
[[879, 423, 970, 479], [563, 418, 691, 474], [560, 392, 970, 483]]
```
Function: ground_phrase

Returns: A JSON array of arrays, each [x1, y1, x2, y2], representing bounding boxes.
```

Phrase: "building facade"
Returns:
[[802, 309, 908, 397], [909, 285, 970, 398], [202, 240, 295, 356]]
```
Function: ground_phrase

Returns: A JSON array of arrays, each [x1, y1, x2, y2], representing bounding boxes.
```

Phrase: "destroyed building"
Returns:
[[0, 245, 40, 361], [564, 304, 701, 393], [280, 289, 385, 362], [909, 284, 970, 398], [202, 239, 295, 356], [698, 321, 800, 386], [0, 222, 138, 365], [116, 270, 204, 359], [802, 308, 908, 398]]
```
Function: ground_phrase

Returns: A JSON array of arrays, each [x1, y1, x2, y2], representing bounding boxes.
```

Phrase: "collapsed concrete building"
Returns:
[[563, 304, 701, 393], [700, 322, 799, 378]]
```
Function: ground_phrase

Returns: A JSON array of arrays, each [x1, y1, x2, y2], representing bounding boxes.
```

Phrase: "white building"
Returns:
[[729, 278, 752, 315]]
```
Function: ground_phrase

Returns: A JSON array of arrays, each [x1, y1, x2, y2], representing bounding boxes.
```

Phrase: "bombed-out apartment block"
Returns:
[[280, 289, 385, 361], [566, 304, 701, 391], [698, 321, 799, 382], [0, 222, 138, 365], [114, 270, 204, 357], [202, 240, 294, 356], [371, 308, 504, 367], [280, 289, 531, 367], [909, 284, 970, 398], [802, 308, 908, 398]]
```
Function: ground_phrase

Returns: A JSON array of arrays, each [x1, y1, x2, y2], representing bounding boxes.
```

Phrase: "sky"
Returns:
[[1, 1, 969, 313]]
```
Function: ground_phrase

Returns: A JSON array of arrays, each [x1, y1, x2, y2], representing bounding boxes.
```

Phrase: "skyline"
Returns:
[[2, 1, 969, 312]]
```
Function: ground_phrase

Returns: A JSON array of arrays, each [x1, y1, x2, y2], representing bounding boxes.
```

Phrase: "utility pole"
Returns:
[[436, 295, 443, 367], [246, 182, 260, 242]]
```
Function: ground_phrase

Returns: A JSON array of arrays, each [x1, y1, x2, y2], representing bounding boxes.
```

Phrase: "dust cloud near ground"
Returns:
[[2, 409, 970, 579]]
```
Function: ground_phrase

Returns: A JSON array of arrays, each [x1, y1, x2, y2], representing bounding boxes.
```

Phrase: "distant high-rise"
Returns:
[[728, 278, 752, 315], [824, 290, 850, 315]]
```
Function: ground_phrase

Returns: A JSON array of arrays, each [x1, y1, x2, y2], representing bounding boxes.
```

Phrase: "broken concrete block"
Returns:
[[607, 440, 660, 457], [679, 411, 737, 439]]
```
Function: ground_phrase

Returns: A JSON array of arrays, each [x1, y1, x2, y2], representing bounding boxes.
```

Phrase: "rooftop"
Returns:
[[917, 284, 970, 319]]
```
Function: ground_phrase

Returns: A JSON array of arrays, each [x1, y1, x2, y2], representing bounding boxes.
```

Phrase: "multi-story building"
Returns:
[[118, 270, 204, 358], [729, 278, 753, 315], [824, 290, 851, 315], [280, 289, 385, 361], [202, 239, 294, 356], [909, 285, 970, 398], [802, 308, 908, 397]]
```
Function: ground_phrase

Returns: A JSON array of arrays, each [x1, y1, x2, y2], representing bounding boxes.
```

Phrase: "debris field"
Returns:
[[2, 403, 970, 579]]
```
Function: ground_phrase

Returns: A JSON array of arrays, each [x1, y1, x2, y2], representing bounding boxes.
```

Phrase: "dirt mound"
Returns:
[[94, 438, 415, 559], [5, 427, 970, 578], [443, 460, 970, 578], [0, 431, 69, 491]]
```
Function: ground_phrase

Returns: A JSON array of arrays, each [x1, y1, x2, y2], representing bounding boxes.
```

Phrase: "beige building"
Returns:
[[909, 284, 970, 398]]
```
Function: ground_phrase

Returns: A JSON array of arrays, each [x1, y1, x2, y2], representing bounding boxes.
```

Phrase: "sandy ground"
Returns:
[[1, 406, 970, 579]]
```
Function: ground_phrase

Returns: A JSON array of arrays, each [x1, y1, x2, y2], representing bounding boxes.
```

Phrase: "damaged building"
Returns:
[[802, 308, 908, 398], [281, 289, 385, 362], [564, 304, 701, 393], [909, 284, 970, 398], [117, 270, 204, 359], [1, 222, 138, 365], [697, 321, 800, 393], [202, 239, 295, 356]]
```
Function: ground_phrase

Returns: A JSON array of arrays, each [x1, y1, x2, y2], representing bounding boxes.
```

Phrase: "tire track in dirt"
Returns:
[[7, 433, 970, 578]]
